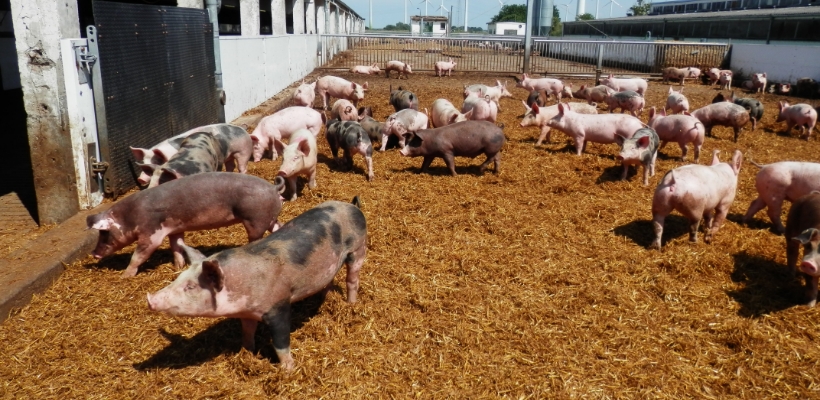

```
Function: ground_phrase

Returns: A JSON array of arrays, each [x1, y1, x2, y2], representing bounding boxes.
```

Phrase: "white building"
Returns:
[[487, 21, 527, 35], [410, 16, 450, 36]]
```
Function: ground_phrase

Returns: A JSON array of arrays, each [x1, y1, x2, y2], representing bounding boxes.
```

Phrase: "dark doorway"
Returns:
[[219, 0, 242, 35], [260, 0, 272, 34]]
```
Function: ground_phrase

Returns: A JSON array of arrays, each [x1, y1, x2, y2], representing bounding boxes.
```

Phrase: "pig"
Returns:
[[146, 197, 367, 370], [385, 60, 412, 79], [526, 89, 548, 108], [357, 115, 383, 145], [662, 67, 702, 86], [776, 101, 818, 140], [273, 129, 318, 201], [316, 76, 368, 110], [349, 63, 381, 75], [719, 72, 733, 90], [131, 124, 253, 186], [325, 119, 375, 181], [139, 132, 224, 188], [665, 86, 690, 114], [690, 102, 750, 142], [707, 68, 733, 85], [399, 120, 505, 176], [572, 84, 612, 106], [434, 58, 457, 77], [431, 98, 473, 128], [647, 107, 705, 162], [546, 103, 644, 156], [250, 106, 324, 162], [515, 74, 569, 102], [743, 161, 820, 233], [462, 91, 498, 123], [600, 74, 648, 96], [778, 83, 792, 94], [380, 108, 429, 151], [389, 85, 419, 112], [711, 91, 764, 131], [740, 80, 755, 91], [463, 80, 514, 111], [650, 149, 743, 250], [786, 193, 820, 306], [87, 172, 286, 277], [291, 80, 316, 107], [615, 128, 660, 186], [603, 90, 645, 117], [519, 101, 598, 145], [752, 72, 767, 93], [330, 99, 359, 121]]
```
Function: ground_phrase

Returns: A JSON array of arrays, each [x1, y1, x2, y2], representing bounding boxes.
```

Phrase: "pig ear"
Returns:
[[464, 109, 474, 119], [762, 72, 767, 78], [86, 214, 111, 230], [200, 260, 224, 292], [136, 162, 158, 175], [649, 107, 656, 119], [731, 149, 743, 175], [637, 135, 650, 148], [794, 228, 820, 245], [152, 149, 168, 163], [273, 138, 286, 155], [614, 134, 626, 146], [557, 103, 565, 115], [449, 114, 459, 124], [251, 135, 260, 143], [297, 138, 312, 155], [350, 82, 356, 90], [679, 87, 684, 94], [363, 82, 369, 90], [159, 168, 182, 184], [521, 100, 531, 112], [668, 86, 673, 94], [180, 243, 206, 265], [130, 147, 148, 161]]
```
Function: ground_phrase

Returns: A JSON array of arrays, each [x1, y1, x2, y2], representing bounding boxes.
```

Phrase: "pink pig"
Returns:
[[462, 91, 498, 123], [331, 99, 359, 121], [430, 98, 473, 128], [546, 103, 643, 156], [434, 58, 457, 77], [752, 73, 767, 93], [650, 150, 743, 250], [463, 80, 513, 111], [707, 68, 733, 85], [291, 80, 316, 107], [519, 101, 598, 145], [690, 102, 750, 142], [316, 76, 368, 110], [743, 160, 820, 233], [380, 108, 429, 151], [350, 63, 381, 75], [665, 86, 690, 114], [250, 106, 324, 162], [600, 74, 648, 96], [662, 67, 701, 86], [516, 74, 569, 101], [777, 101, 818, 140], [385, 60, 413, 79], [273, 129, 318, 201], [647, 107, 705, 162]]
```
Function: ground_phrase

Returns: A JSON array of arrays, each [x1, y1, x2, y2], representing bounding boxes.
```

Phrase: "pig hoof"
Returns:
[[648, 241, 662, 250], [808, 299, 817, 308], [120, 269, 138, 278]]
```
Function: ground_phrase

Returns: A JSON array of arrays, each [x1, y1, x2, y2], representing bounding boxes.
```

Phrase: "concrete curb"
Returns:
[[0, 202, 112, 323]]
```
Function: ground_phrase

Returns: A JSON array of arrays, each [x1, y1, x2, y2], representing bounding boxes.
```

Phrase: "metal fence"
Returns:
[[318, 34, 731, 79]]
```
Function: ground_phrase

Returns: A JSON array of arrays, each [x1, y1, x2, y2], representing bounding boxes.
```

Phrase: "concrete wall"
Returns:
[[219, 34, 319, 121], [730, 43, 820, 84]]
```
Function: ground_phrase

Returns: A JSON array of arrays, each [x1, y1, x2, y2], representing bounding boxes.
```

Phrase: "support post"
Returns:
[[205, 0, 226, 123], [595, 43, 604, 85], [524, 0, 534, 74]]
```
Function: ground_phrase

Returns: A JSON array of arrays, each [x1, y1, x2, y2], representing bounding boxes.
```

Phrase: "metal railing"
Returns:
[[318, 34, 731, 78]]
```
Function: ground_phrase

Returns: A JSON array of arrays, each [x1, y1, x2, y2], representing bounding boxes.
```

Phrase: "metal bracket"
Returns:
[[86, 25, 116, 196], [73, 43, 96, 84], [89, 158, 109, 174]]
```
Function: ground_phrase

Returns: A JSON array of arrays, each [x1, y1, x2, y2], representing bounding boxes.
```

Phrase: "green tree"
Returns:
[[630, 0, 652, 16], [576, 13, 595, 21], [383, 24, 396, 30], [490, 4, 527, 23], [550, 5, 562, 36]]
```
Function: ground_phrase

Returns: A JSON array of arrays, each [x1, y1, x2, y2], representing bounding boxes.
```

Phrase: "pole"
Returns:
[[524, 0, 534, 74], [205, 0, 225, 123], [369, 0, 372, 29], [405, 0, 408, 24], [465, 0, 469, 32]]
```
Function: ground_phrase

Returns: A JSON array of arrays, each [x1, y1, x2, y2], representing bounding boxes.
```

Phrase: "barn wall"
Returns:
[[219, 34, 319, 121], [730, 43, 820, 83]]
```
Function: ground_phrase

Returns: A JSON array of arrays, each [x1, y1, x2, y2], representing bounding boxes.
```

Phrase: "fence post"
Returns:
[[523, 0, 534, 74], [595, 43, 604, 85]]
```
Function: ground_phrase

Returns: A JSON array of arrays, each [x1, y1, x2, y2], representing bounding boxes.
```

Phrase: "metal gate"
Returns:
[[89, 1, 220, 196], [318, 34, 730, 79]]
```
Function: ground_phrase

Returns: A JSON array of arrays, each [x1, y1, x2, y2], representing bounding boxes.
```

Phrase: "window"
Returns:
[[440, 23, 445, 29]]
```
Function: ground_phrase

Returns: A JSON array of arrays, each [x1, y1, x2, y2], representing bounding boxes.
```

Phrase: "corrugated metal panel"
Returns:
[[92, 1, 218, 195]]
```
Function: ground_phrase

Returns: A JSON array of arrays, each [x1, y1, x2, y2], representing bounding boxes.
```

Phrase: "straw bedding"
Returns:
[[2, 71, 820, 398]]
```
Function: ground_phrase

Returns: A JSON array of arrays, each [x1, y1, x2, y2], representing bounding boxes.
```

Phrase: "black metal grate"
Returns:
[[92, 1, 218, 195]]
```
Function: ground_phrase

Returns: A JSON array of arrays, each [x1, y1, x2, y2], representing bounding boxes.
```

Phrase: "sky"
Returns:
[[341, 0, 640, 29]]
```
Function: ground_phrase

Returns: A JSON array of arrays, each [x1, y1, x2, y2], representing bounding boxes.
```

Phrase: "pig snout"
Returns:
[[802, 261, 820, 276]]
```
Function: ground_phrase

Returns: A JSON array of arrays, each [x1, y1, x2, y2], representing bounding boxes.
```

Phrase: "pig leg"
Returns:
[[650, 214, 666, 250], [733, 126, 742, 142], [705, 206, 730, 244], [380, 134, 390, 152], [806, 275, 819, 307], [786, 238, 800, 278], [345, 245, 367, 303], [343, 149, 355, 170], [442, 153, 458, 176], [285, 177, 298, 201], [262, 301, 295, 370], [650, 151, 657, 177], [687, 218, 702, 243], [478, 153, 500, 175], [168, 233, 186, 268], [621, 164, 630, 181], [308, 167, 317, 189], [365, 156, 374, 181], [240, 318, 258, 351], [573, 137, 585, 156], [242, 219, 269, 242], [765, 199, 786, 234], [677, 142, 689, 162], [536, 126, 552, 146], [236, 152, 251, 174], [122, 237, 164, 277], [224, 157, 236, 173], [742, 197, 766, 225], [419, 156, 435, 173]]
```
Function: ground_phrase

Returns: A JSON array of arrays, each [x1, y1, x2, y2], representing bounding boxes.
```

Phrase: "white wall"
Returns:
[[730, 43, 820, 84], [220, 35, 319, 121]]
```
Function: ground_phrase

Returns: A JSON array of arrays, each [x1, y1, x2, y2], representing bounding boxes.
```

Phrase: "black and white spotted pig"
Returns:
[[326, 119, 375, 181], [86, 172, 286, 277], [147, 197, 368, 371]]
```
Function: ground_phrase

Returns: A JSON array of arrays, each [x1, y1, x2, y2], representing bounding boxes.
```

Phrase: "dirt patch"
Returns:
[[2, 71, 820, 398]]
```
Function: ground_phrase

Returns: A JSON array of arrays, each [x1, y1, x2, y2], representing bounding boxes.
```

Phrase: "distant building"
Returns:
[[410, 16, 450, 36], [487, 21, 527, 35]]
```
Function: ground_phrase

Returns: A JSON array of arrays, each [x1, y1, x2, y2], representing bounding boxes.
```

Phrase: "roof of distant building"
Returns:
[[410, 15, 450, 22]]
